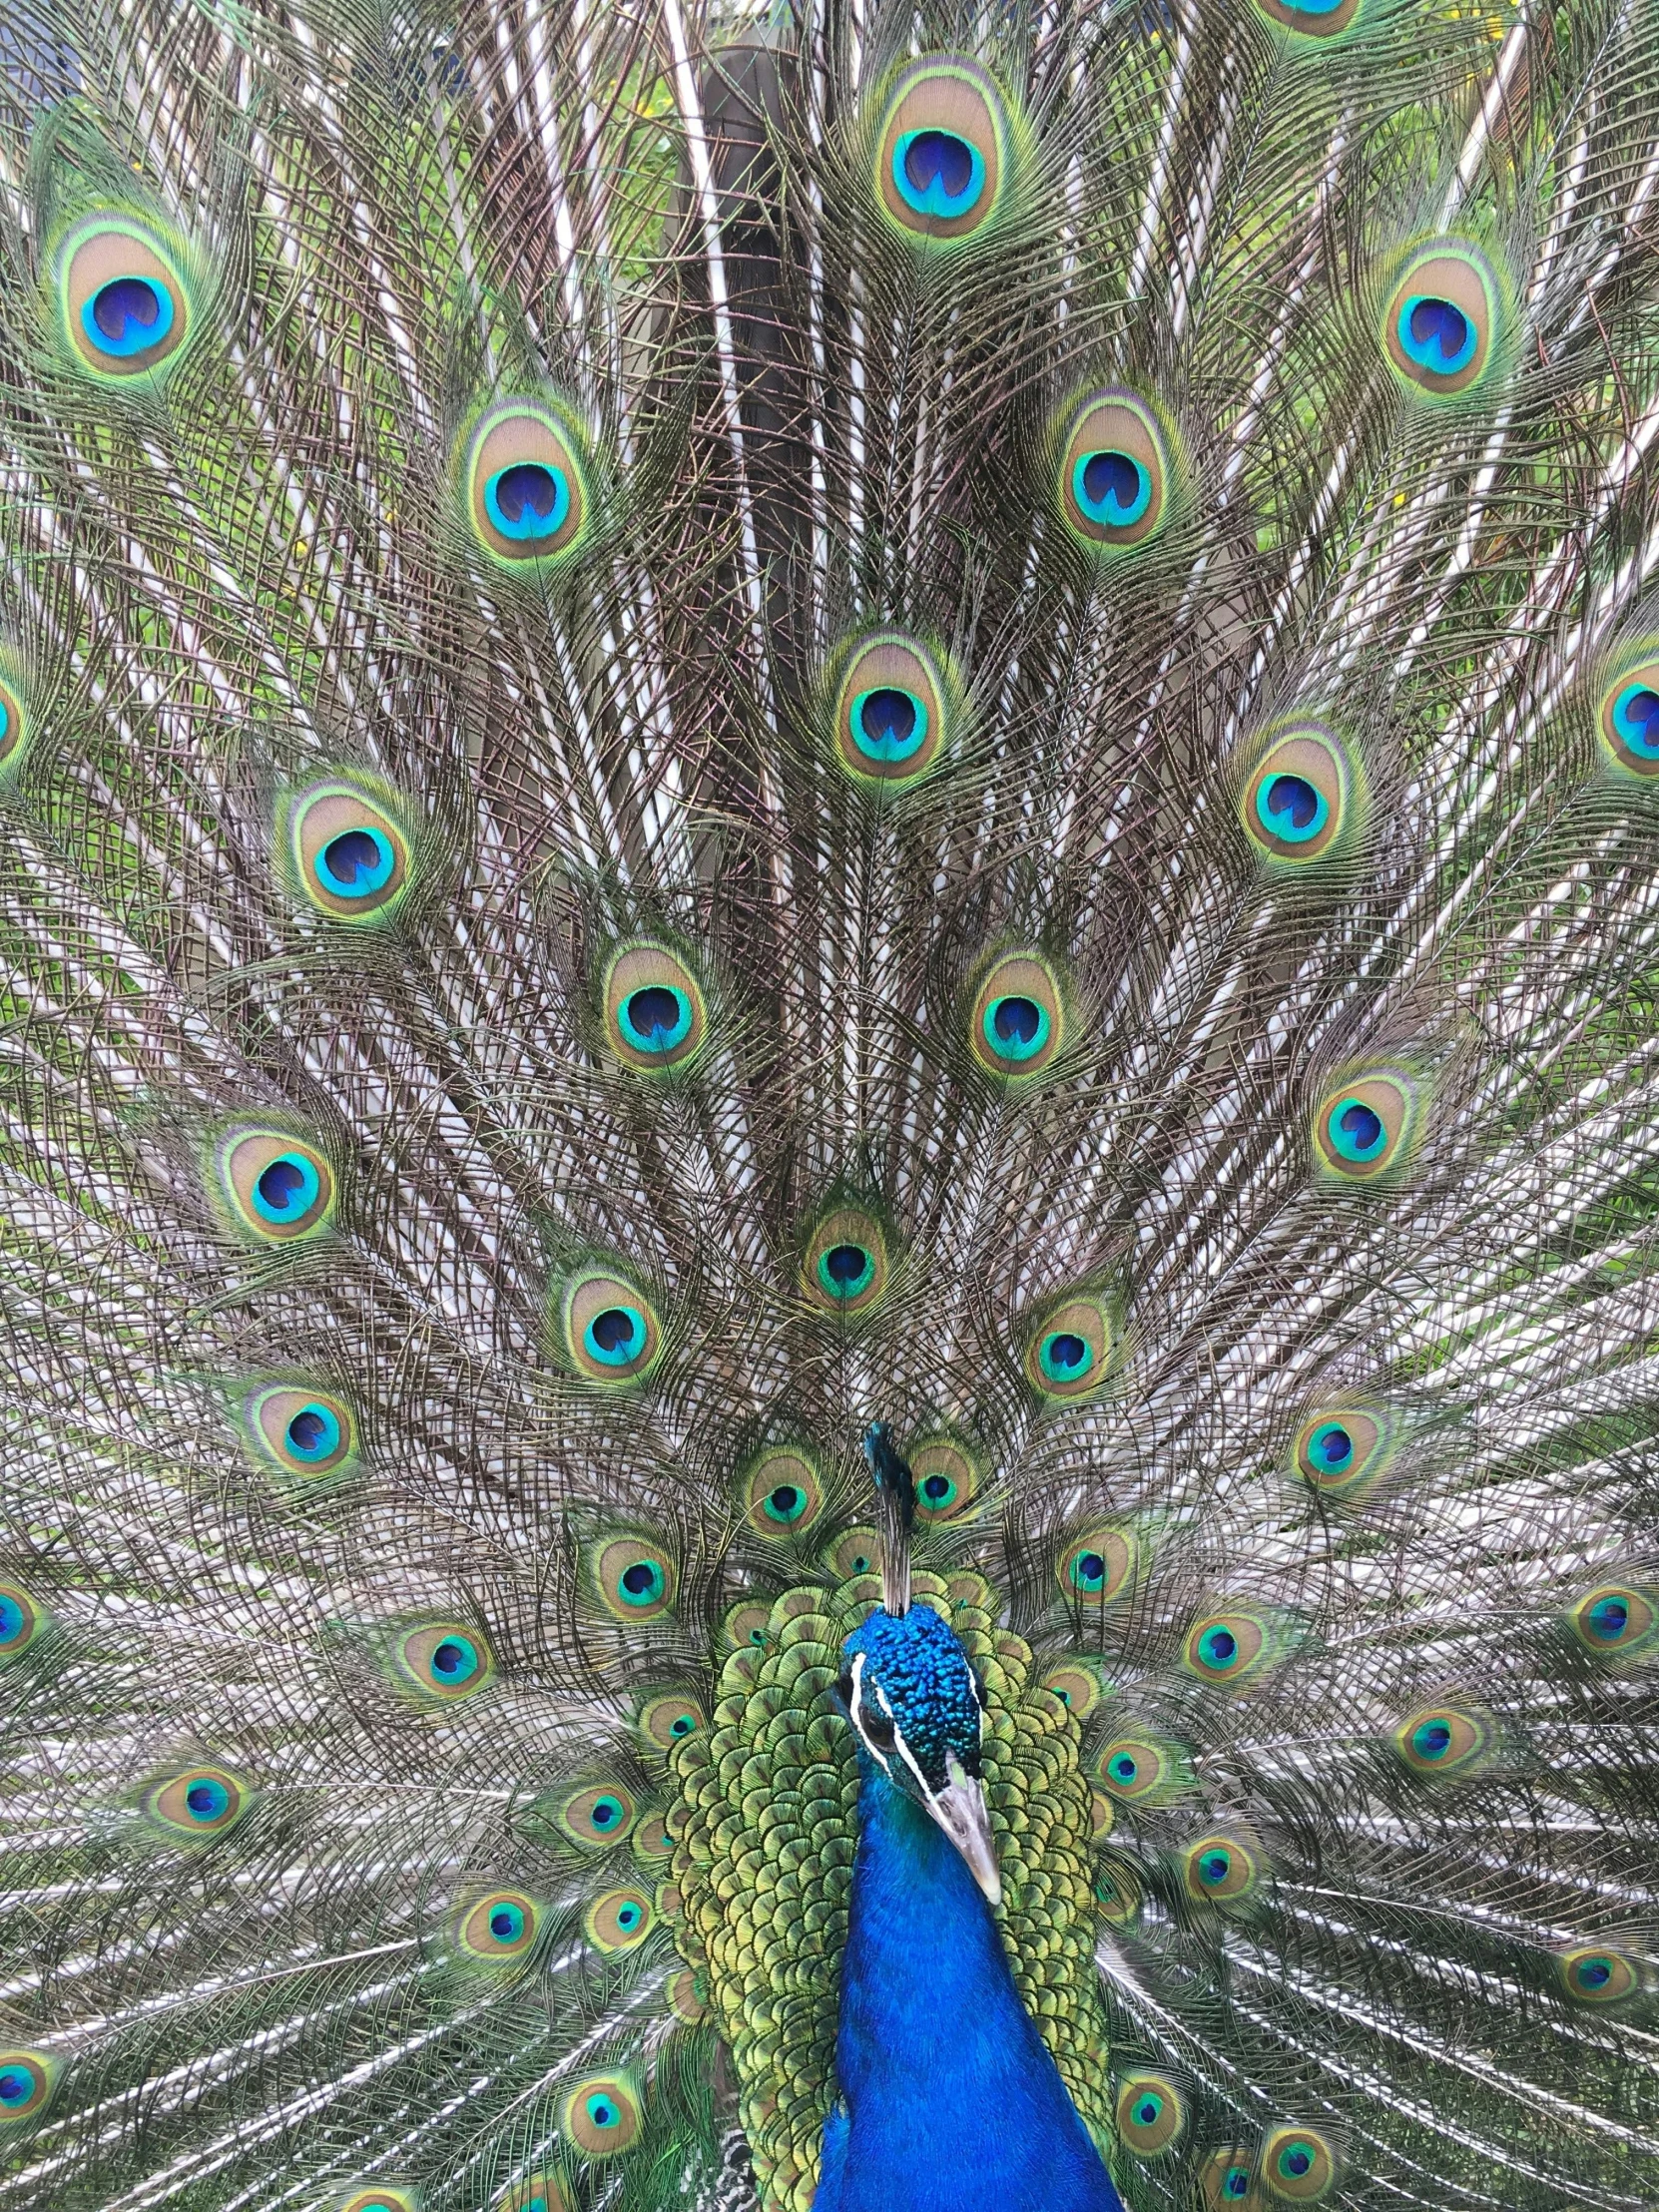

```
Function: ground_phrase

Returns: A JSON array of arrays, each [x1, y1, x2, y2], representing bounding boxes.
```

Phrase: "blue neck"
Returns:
[[813, 1761, 1123, 2212]]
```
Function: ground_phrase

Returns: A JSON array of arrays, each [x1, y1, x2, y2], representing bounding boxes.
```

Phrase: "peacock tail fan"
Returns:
[[0, 3, 1656, 2212]]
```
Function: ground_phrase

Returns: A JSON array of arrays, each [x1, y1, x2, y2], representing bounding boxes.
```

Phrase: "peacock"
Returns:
[[1, 0, 1658, 2208]]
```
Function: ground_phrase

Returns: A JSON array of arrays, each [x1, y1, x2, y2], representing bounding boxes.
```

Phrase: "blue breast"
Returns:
[[813, 1763, 1124, 2212]]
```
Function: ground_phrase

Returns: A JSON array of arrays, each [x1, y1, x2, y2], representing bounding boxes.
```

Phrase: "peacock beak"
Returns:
[[925, 1756, 1001, 1907]]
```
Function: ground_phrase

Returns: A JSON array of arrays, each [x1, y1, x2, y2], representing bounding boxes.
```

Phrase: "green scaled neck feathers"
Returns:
[[669, 1535, 1115, 2210]]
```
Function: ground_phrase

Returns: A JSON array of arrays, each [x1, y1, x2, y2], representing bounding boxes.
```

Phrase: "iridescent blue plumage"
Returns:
[[814, 1452, 1122, 2212]]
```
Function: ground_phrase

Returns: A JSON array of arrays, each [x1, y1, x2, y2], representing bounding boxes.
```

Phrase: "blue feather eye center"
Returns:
[[1074, 1552, 1106, 1590], [1412, 1718, 1452, 1760], [1199, 1850, 1232, 1885], [920, 1472, 956, 1508], [1310, 1421, 1353, 1469], [893, 129, 985, 218], [983, 993, 1051, 1062], [1133, 2092, 1164, 2125], [1223, 2169, 1252, 2198], [1279, 2144, 1315, 2179], [87, 274, 173, 355], [851, 685, 927, 763], [1612, 683, 1659, 757], [185, 1778, 229, 1822], [1400, 293, 1474, 372], [285, 1403, 341, 1461], [586, 1305, 648, 1364], [1330, 1098, 1384, 1160], [489, 1903, 525, 1943], [994, 997, 1039, 1043], [484, 460, 571, 541], [1575, 1955, 1613, 1989], [431, 1634, 478, 1682], [619, 1560, 666, 1605], [1259, 773, 1328, 842], [0, 1596, 25, 1644], [316, 828, 395, 897], [254, 1153, 321, 1223], [620, 985, 692, 1051], [818, 1242, 875, 1299], [586, 2093, 619, 2129], [0, 2069, 32, 2107], [764, 1482, 807, 1523], [1587, 1594, 1629, 1640], [1109, 1752, 1138, 1784], [1074, 447, 1152, 528], [1196, 1626, 1238, 1670], [1040, 1331, 1090, 1380], [592, 1796, 622, 1829]]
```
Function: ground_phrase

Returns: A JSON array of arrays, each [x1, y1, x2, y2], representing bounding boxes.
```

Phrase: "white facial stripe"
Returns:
[[846, 1653, 889, 1774], [889, 1721, 933, 1800], [846, 1653, 952, 1808]]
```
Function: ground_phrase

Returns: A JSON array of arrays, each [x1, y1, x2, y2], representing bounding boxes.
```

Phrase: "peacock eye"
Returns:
[[462, 395, 593, 570], [0, 2051, 54, 2122], [968, 951, 1066, 1081], [214, 1126, 336, 1245], [1057, 388, 1173, 557], [57, 213, 194, 381], [1381, 243, 1501, 401], [1567, 1581, 1657, 1660], [830, 630, 957, 790], [602, 941, 710, 1076], [801, 1204, 892, 1319], [0, 1583, 42, 1661], [246, 1383, 357, 1483], [1596, 651, 1659, 778], [287, 781, 412, 924], [457, 1891, 539, 1961], [1239, 722, 1363, 870], [873, 55, 1014, 250], [862, 1706, 896, 1752], [1311, 1066, 1423, 1184]]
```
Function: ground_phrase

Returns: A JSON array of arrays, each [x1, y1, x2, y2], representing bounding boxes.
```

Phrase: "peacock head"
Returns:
[[836, 1600, 1000, 1906]]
